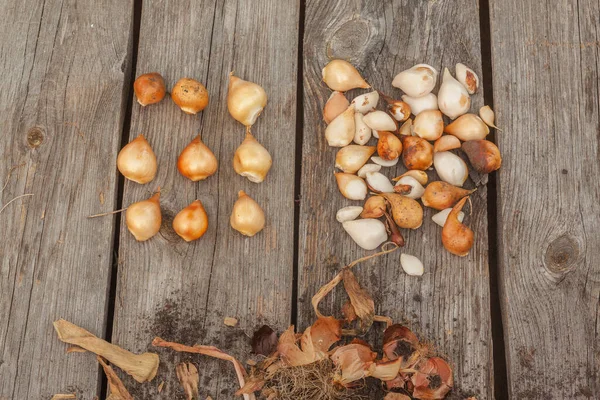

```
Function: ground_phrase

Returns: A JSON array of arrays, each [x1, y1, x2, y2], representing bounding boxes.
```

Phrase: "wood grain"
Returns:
[[490, 0, 600, 398], [111, 0, 300, 398], [0, 0, 133, 398], [298, 0, 493, 397]]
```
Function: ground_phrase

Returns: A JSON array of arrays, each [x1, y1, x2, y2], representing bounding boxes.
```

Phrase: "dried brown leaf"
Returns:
[[342, 269, 375, 334], [53, 319, 159, 383], [97, 356, 134, 400], [65, 345, 87, 354], [251, 325, 278, 356], [341, 301, 357, 323], [176, 362, 199, 400]]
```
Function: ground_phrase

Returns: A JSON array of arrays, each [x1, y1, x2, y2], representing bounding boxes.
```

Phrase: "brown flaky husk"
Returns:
[[97, 356, 134, 400]]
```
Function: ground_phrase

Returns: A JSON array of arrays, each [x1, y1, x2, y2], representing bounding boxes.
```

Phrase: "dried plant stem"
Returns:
[[0, 193, 33, 216], [346, 242, 399, 270], [87, 208, 127, 218]]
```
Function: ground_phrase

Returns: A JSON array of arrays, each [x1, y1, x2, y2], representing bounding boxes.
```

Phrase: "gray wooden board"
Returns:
[[0, 0, 133, 398], [490, 0, 600, 398], [111, 0, 299, 398], [298, 0, 493, 397]]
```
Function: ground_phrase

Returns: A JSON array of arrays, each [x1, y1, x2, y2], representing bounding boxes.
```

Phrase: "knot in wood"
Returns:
[[543, 234, 580, 278], [27, 126, 45, 148], [327, 19, 371, 63], [159, 208, 180, 243]]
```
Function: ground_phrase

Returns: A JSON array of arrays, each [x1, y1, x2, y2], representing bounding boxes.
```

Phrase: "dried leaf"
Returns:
[[152, 337, 255, 400], [51, 395, 76, 400], [224, 317, 238, 327], [53, 319, 159, 383], [97, 356, 134, 400], [311, 273, 343, 318], [341, 301, 357, 323], [342, 269, 375, 334], [65, 345, 87, 354], [176, 362, 199, 400], [251, 325, 277, 356]]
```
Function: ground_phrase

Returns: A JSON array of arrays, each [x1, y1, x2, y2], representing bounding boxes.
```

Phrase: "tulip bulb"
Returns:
[[323, 91, 349, 124], [336, 206, 363, 223], [377, 131, 402, 161], [351, 91, 379, 113], [342, 219, 388, 250], [371, 156, 399, 167], [433, 135, 461, 153], [365, 172, 394, 193], [335, 145, 376, 173], [233, 131, 272, 183], [353, 113, 372, 145], [433, 151, 469, 187], [422, 181, 475, 210], [173, 200, 209, 242], [335, 173, 367, 200], [326, 105, 355, 147], [438, 68, 470, 120], [380, 193, 423, 229], [479, 105, 501, 130], [177, 135, 218, 181], [171, 78, 209, 114], [432, 208, 464, 227], [413, 110, 444, 141], [133, 72, 166, 106], [400, 254, 424, 276], [392, 170, 428, 186], [394, 176, 424, 199], [357, 163, 381, 178], [392, 64, 438, 97], [402, 93, 438, 116], [126, 192, 161, 241], [361, 196, 386, 218], [461, 140, 502, 174], [401, 136, 433, 170], [363, 111, 397, 132], [322, 59, 370, 92], [230, 190, 265, 236], [444, 113, 489, 141], [442, 197, 474, 256], [455, 63, 479, 94], [380, 92, 410, 122], [117, 134, 157, 184], [227, 73, 268, 126], [398, 119, 413, 137]]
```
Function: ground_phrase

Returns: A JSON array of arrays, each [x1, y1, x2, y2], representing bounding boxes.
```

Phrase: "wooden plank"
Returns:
[[298, 1, 493, 397], [0, 0, 133, 398], [111, 0, 299, 398], [490, 0, 600, 398]]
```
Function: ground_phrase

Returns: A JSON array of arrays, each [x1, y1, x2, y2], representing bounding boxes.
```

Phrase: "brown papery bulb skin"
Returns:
[[117, 134, 157, 184], [173, 200, 209, 242], [126, 192, 161, 241], [230, 190, 265, 237], [134, 72, 166, 106], [421, 181, 475, 210], [171, 78, 209, 114], [401, 136, 433, 170], [461, 140, 502, 174], [177, 135, 218, 181], [377, 131, 402, 161], [442, 196, 474, 256]]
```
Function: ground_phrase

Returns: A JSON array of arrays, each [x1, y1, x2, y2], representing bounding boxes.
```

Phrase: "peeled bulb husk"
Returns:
[[432, 208, 465, 227], [456, 63, 479, 94], [351, 91, 379, 113], [177, 135, 218, 181], [400, 254, 424, 276], [361, 196, 386, 218], [392, 64, 438, 97], [335, 145, 376, 173], [444, 113, 489, 141], [402, 93, 438, 116], [326, 105, 355, 147], [422, 181, 475, 210], [342, 219, 387, 250], [398, 119, 413, 137], [227, 73, 268, 126], [366, 172, 394, 193], [117, 134, 157, 184], [461, 140, 502, 174], [434, 135, 461, 153], [433, 151, 469, 187], [380, 193, 423, 229], [394, 176, 425, 199], [363, 111, 397, 132], [335, 173, 367, 200], [173, 200, 209, 242], [442, 196, 474, 256], [230, 190, 265, 236], [126, 192, 161, 241], [323, 91, 349, 124], [322, 59, 370, 92], [392, 170, 428, 186], [401, 136, 433, 170], [336, 206, 363, 223], [357, 163, 381, 178], [353, 113, 372, 145], [479, 105, 501, 130], [377, 131, 402, 161], [233, 131, 272, 183], [371, 156, 399, 167], [438, 68, 470, 120], [413, 110, 444, 141]]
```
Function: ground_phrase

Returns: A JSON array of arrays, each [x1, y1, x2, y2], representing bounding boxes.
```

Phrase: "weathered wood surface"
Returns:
[[111, 0, 299, 398], [490, 0, 600, 398], [0, 0, 133, 399], [298, 0, 493, 397]]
